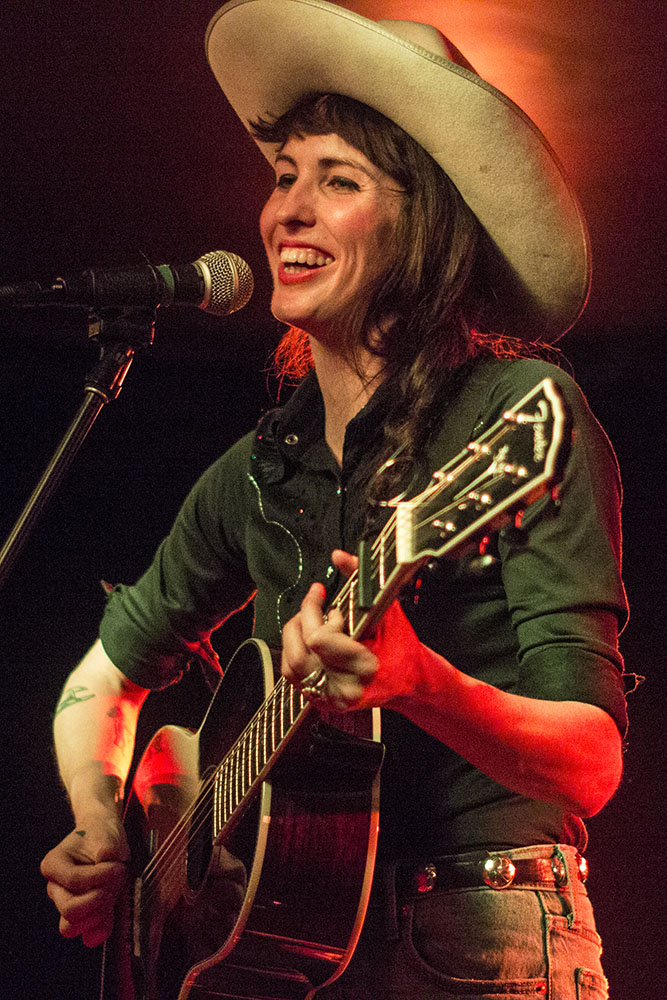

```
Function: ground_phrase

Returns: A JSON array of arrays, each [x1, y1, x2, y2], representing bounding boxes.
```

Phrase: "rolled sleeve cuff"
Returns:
[[99, 585, 191, 690], [517, 645, 628, 736]]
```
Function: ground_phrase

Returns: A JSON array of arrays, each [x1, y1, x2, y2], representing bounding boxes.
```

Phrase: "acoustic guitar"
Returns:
[[104, 377, 570, 1000]]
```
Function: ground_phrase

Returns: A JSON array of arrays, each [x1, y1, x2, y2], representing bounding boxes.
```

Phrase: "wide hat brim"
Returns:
[[206, 0, 591, 341]]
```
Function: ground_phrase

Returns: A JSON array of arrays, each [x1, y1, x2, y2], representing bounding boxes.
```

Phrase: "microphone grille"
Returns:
[[197, 251, 254, 316]]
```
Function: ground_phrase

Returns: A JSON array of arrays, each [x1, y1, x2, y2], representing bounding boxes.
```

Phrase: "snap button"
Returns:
[[483, 855, 516, 889], [284, 433, 299, 445]]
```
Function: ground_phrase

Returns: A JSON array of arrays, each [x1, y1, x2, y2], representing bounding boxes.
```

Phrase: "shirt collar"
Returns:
[[274, 370, 391, 461]]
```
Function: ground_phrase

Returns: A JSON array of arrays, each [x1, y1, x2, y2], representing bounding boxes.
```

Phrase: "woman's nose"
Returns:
[[274, 179, 317, 227]]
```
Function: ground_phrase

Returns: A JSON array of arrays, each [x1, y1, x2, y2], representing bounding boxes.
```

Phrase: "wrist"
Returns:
[[412, 641, 455, 702], [68, 765, 124, 824]]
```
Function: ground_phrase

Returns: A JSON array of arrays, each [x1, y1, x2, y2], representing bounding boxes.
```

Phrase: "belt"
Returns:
[[394, 850, 589, 897]]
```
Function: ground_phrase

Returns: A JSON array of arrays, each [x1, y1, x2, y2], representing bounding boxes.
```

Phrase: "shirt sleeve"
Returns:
[[489, 360, 629, 733], [99, 431, 256, 689]]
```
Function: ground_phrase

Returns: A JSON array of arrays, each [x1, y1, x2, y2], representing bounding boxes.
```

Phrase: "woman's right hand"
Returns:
[[40, 811, 130, 948]]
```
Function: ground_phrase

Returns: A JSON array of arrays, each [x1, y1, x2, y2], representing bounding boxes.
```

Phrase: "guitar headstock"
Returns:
[[395, 378, 571, 565]]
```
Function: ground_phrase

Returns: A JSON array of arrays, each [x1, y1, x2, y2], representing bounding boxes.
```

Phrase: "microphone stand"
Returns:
[[0, 306, 156, 592]]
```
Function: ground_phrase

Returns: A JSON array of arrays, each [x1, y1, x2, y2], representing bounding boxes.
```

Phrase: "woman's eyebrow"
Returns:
[[318, 156, 373, 176], [274, 152, 375, 178], [274, 153, 297, 168]]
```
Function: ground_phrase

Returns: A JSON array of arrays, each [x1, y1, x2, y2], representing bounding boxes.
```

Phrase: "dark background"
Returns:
[[1, 2, 665, 997]]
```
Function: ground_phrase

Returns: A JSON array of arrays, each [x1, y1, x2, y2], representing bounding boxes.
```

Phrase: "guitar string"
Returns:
[[139, 496, 497, 904], [141, 675, 302, 885], [134, 418, 538, 900], [329, 416, 519, 614], [138, 675, 305, 895], [137, 685, 303, 910], [135, 474, 490, 902], [137, 444, 518, 892]]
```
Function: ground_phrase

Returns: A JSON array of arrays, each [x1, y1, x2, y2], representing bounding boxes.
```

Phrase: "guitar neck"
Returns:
[[211, 376, 569, 838], [328, 517, 417, 640]]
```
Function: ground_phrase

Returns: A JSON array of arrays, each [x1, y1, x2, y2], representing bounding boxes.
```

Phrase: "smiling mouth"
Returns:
[[279, 246, 334, 273]]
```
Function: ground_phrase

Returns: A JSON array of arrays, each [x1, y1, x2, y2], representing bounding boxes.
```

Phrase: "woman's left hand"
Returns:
[[280, 549, 425, 711], [281, 580, 381, 711]]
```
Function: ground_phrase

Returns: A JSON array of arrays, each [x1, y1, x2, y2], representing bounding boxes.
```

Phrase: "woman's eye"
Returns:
[[328, 176, 360, 191], [275, 173, 296, 189]]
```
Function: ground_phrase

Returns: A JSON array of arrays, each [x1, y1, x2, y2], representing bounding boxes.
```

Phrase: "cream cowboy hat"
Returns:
[[206, 0, 591, 340]]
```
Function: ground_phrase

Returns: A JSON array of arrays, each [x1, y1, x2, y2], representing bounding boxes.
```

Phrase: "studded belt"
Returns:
[[394, 850, 589, 897]]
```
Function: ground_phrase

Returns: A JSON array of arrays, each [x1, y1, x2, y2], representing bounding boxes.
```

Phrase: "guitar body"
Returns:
[[108, 638, 382, 1000]]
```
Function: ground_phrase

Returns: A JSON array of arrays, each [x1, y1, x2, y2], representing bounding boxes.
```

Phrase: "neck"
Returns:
[[309, 336, 384, 465]]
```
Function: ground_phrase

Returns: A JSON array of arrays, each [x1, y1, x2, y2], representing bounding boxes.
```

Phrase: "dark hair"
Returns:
[[251, 93, 530, 514]]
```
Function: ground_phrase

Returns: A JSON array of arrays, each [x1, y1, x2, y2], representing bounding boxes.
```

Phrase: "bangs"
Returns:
[[251, 93, 415, 192]]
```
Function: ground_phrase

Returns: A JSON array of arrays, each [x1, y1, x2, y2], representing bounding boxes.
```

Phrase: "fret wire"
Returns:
[[348, 576, 356, 634], [224, 754, 231, 821], [226, 750, 233, 819], [238, 741, 245, 806], [254, 710, 263, 782], [273, 682, 281, 748], [240, 732, 247, 801], [218, 770, 224, 832], [225, 757, 232, 823], [232, 748, 239, 815], [229, 753, 236, 819], [233, 745, 241, 815], [247, 722, 253, 791], [287, 684, 294, 729]]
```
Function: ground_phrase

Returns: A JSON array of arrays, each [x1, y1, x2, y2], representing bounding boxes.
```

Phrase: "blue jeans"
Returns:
[[318, 845, 608, 999]]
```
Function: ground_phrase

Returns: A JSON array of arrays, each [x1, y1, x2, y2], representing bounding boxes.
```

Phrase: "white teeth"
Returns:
[[279, 247, 333, 266]]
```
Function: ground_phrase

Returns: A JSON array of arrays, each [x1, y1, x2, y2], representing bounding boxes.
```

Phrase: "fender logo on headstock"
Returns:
[[505, 397, 551, 463]]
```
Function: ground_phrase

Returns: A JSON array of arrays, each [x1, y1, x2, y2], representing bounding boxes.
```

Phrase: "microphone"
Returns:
[[0, 251, 254, 317]]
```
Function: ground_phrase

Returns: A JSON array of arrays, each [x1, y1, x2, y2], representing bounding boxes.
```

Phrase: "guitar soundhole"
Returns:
[[186, 774, 214, 891]]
